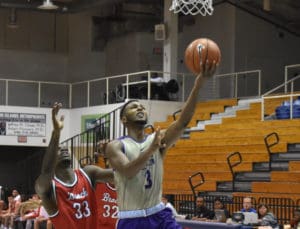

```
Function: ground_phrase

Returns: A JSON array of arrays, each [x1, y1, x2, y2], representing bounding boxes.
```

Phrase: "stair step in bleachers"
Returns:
[[190, 127, 300, 138], [163, 180, 216, 194], [271, 171, 300, 182], [271, 152, 300, 161], [287, 143, 300, 152], [217, 181, 252, 192], [163, 171, 232, 181], [252, 161, 289, 171], [165, 152, 269, 162], [164, 161, 252, 174], [232, 192, 300, 201], [235, 171, 271, 181], [168, 143, 287, 154], [156, 99, 239, 128], [205, 119, 300, 130], [289, 161, 300, 171], [252, 182, 300, 194], [172, 136, 300, 147]]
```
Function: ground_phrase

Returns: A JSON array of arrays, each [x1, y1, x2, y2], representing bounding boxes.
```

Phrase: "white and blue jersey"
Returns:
[[114, 133, 163, 211]]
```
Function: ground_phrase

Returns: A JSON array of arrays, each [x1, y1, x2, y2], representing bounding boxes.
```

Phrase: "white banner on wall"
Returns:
[[0, 112, 46, 137]]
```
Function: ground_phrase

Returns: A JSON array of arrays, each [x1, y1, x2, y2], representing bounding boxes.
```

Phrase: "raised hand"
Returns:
[[52, 102, 64, 131], [149, 127, 166, 153], [200, 60, 218, 78]]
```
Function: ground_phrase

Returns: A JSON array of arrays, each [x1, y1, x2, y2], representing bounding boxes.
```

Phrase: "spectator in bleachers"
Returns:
[[257, 203, 279, 229], [0, 190, 23, 229], [241, 197, 256, 213], [213, 197, 230, 222], [290, 208, 300, 229], [1, 196, 17, 229], [11, 190, 21, 204], [0, 199, 7, 228], [17, 194, 42, 229], [33, 205, 52, 229], [192, 196, 215, 221]]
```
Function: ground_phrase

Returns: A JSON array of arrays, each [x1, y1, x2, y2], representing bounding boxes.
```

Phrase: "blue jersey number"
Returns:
[[145, 170, 153, 189]]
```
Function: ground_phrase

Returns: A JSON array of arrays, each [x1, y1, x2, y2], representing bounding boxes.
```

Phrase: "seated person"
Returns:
[[1, 194, 22, 229], [18, 194, 42, 229], [241, 197, 256, 213], [212, 197, 230, 222], [257, 203, 279, 229], [290, 208, 300, 229], [34, 205, 53, 229], [192, 196, 214, 221]]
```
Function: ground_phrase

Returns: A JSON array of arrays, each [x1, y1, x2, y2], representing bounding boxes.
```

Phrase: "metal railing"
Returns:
[[60, 104, 125, 169], [264, 132, 280, 171], [261, 64, 300, 121], [261, 74, 300, 121], [226, 152, 242, 192], [0, 69, 261, 108], [216, 70, 261, 98]]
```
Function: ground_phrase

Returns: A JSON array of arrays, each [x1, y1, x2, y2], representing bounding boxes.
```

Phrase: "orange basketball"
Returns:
[[185, 38, 221, 75]]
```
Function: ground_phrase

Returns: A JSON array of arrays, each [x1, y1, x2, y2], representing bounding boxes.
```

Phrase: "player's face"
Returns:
[[124, 101, 148, 125], [57, 148, 71, 166]]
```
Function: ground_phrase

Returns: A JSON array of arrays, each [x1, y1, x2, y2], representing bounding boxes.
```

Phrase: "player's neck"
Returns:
[[127, 127, 145, 142], [55, 167, 75, 183]]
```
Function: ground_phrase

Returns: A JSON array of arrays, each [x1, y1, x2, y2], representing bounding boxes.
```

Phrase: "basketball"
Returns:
[[184, 38, 221, 75]]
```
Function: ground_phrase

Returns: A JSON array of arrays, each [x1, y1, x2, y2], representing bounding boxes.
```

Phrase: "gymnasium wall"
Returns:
[[0, 3, 300, 93], [68, 11, 106, 83], [234, 6, 300, 92], [0, 100, 182, 147], [0, 9, 68, 82]]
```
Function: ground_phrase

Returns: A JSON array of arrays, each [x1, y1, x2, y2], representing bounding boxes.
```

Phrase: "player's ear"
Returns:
[[121, 116, 127, 124]]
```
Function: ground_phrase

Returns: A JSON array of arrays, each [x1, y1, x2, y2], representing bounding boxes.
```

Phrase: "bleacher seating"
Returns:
[[275, 97, 300, 119], [156, 98, 300, 198]]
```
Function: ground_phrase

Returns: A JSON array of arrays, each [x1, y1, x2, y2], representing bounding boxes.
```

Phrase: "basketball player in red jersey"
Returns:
[[95, 143, 118, 229], [35, 103, 114, 229], [96, 181, 118, 229]]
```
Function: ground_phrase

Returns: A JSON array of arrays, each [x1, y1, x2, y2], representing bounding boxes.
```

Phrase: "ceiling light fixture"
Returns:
[[38, 0, 59, 10]]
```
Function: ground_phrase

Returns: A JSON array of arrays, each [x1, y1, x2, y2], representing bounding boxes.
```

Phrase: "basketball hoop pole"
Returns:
[[169, 0, 214, 16]]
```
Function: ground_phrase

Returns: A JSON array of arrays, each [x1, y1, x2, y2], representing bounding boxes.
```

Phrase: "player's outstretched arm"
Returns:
[[35, 102, 64, 215], [107, 127, 165, 178], [162, 61, 217, 154], [83, 165, 114, 186]]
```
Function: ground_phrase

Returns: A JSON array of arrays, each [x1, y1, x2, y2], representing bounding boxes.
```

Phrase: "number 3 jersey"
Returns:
[[95, 183, 118, 229], [114, 133, 164, 211], [49, 168, 97, 229]]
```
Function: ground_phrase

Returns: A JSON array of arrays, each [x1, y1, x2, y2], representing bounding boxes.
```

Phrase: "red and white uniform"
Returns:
[[95, 183, 118, 229], [49, 168, 97, 229]]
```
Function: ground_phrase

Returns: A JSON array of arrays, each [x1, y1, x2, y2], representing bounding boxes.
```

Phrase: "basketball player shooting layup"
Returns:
[[106, 61, 217, 229], [35, 103, 114, 229]]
